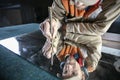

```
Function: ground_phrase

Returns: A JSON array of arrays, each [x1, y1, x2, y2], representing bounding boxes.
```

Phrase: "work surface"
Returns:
[[0, 23, 59, 80], [0, 23, 120, 80]]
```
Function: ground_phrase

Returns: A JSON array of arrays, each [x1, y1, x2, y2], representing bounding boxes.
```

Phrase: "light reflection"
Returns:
[[0, 37, 20, 55]]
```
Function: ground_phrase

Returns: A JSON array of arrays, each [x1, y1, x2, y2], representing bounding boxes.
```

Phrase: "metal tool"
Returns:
[[48, 7, 54, 69]]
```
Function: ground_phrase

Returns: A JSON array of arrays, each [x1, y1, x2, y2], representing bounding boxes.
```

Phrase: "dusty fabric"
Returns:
[[50, 0, 120, 71]]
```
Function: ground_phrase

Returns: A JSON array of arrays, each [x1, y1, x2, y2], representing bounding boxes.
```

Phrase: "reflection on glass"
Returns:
[[0, 37, 20, 55]]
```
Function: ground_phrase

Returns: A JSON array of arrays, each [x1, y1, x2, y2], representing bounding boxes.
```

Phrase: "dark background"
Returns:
[[0, 0, 53, 26]]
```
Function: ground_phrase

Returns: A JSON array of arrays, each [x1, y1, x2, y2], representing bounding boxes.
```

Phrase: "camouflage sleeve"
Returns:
[[65, 0, 120, 36]]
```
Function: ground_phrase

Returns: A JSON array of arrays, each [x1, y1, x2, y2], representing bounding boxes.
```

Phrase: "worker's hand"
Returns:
[[42, 34, 60, 59], [85, 57, 96, 72], [40, 19, 61, 41], [87, 66, 95, 72], [42, 39, 58, 59], [40, 19, 61, 59], [42, 40, 53, 59]]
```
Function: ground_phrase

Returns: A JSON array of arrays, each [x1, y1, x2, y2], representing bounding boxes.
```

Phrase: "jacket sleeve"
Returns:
[[51, 0, 66, 22], [65, 0, 120, 36]]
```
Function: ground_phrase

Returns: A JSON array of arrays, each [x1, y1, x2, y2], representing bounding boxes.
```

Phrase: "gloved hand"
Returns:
[[40, 19, 61, 41], [42, 38, 59, 59], [40, 18, 61, 59], [42, 39, 52, 59]]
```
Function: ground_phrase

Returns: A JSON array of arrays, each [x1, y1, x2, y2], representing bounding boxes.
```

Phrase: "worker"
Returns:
[[40, 0, 120, 79]]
